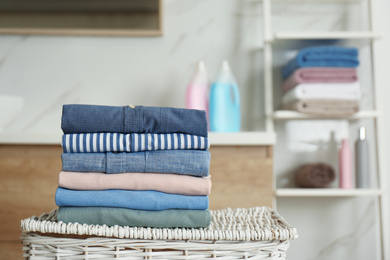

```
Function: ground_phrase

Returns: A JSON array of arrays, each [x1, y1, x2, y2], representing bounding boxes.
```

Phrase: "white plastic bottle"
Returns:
[[186, 61, 209, 118]]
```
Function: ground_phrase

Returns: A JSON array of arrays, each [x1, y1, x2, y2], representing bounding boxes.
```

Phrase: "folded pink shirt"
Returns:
[[282, 67, 358, 93], [59, 171, 211, 196]]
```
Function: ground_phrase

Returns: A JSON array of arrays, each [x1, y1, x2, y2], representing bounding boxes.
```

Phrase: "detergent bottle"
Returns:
[[209, 60, 241, 132], [186, 61, 209, 119]]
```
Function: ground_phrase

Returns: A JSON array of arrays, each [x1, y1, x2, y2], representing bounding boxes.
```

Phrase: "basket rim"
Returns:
[[20, 206, 298, 242]]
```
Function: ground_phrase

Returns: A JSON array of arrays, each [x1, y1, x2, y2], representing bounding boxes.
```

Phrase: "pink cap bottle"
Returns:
[[186, 61, 209, 120], [339, 139, 353, 189]]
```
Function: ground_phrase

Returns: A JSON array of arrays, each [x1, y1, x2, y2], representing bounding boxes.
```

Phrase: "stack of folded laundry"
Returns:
[[281, 46, 361, 116], [55, 104, 212, 228]]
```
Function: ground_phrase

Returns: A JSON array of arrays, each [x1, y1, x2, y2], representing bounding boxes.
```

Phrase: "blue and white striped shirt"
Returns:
[[62, 133, 210, 153]]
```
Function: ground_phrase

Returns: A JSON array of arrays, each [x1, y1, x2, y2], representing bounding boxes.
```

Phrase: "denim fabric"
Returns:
[[57, 207, 211, 228], [61, 150, 210, 176], [61, 105, 208, 137], [55, 188, 209, 210], [62, 133, 209, 153], [282, 46, 359, 79]]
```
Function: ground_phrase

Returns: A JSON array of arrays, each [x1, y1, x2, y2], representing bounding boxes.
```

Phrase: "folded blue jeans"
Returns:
[[61, 104, 208, 137], [62, 133, 209, 153], [282, 46, 359, 79], [61, 150, 210, 176], [55, 188, 209, 210]]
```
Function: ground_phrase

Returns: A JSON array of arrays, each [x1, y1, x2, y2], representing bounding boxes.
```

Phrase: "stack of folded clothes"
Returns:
[[55, 104, 212, 228], [281, 46, 361, 116]]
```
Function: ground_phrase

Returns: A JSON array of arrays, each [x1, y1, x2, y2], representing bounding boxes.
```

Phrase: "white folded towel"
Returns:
[[282, 82, 361, 105]]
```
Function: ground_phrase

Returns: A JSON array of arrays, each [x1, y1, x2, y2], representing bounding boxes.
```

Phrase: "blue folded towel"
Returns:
[[55, 188, 209, 210], [61, 104, 208, 137], [61, 150, 210, 176], [282, 46, 359, 79]]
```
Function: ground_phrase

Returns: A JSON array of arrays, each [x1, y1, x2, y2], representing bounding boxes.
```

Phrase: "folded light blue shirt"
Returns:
[[61, 150, 210, 176], [282, 46, 359, 79], [62, 133, 209, 153], [55, 188, 209, 210], [61, 104, 208, 137]]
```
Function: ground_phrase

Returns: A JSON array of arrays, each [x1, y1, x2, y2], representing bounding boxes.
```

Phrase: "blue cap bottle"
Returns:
[[209, 60, 241, 132]]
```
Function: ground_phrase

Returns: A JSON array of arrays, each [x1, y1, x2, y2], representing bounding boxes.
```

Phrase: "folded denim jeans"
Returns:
[[55, 188, 209, 210], [61, 104, 208, 137], [57, 207, 211, 228], [61, 150, 210, 176], [62, 133, 209, 153]]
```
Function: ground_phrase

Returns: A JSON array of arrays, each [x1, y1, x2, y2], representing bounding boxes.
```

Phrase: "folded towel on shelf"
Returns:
[[61, 104, 208, 137], [59, 171, 212, 196], [57, 207, 211, 228], [61, 150, 210, 176], [282, 82, 361, 105], [294, 163, 336, 188], [62, 133, 209, 153], [282, 68, 358, 93], [282, 46, 359, 79], [55, 188, 209, 210], [283, 99, 360, 116]]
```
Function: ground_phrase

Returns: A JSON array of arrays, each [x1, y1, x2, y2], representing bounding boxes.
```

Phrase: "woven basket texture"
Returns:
[[20, 207, 297, 259]]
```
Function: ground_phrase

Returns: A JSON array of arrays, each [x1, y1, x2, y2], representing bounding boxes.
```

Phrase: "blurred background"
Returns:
[[0, 0, 389, 259]]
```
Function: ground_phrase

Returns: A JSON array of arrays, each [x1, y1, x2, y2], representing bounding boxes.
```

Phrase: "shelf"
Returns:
[[0, 131, 277, 146], [272, 110, 380, 120], [0, 133, 62, 144], [0, 0, 163, 37], [276, 188, 383, 197], [209, 131, 276, 146], [272, 31, 382, 41]]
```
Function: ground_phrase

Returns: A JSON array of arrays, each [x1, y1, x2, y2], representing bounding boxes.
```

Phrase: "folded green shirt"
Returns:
[[57, 207, 211, 228]]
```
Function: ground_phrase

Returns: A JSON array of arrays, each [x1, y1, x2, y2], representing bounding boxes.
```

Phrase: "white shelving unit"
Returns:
[[276, 188, 383, 197], [273, 110, 381, 120], [273, 31, 382, 41], [261, 0, 388, 259]]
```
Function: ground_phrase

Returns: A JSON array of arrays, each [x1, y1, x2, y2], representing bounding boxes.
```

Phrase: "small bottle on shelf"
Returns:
[[186, 60, 209, 116], [339, 139, 353, 189], [355, 127, 369, 188], [209, 60, 241, 132]]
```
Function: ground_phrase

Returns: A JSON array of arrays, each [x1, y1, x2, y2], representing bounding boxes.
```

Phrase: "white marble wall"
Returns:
[[0, 0, 266, 136], [0, 0, 389, 259]]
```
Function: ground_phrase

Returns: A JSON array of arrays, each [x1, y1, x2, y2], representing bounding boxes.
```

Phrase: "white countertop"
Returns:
[[0, 131, 276, 146]]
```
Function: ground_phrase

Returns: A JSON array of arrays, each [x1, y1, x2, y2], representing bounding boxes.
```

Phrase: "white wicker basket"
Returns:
[[20, 207, 297, 259]]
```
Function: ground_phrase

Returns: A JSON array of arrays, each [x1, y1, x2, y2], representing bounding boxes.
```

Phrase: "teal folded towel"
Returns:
[[57, 207, 211, 228]]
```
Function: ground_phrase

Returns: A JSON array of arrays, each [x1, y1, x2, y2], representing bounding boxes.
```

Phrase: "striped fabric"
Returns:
[[62, 133, 210, 153]]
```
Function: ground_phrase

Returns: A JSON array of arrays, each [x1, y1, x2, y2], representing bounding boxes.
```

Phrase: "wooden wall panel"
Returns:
[[0, 145, 62, 242], [209, 146, 273, 210], [0, 243, 22, 259]]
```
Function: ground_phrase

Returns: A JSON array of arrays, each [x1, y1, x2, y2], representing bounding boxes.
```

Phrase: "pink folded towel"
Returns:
[[59, 171, 211, 196], [282, 68, 358, 93]]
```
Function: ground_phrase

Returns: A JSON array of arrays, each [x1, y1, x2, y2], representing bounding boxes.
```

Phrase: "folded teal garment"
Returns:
[[55, 188, 209, 210], [57, 207, 211, 228]]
